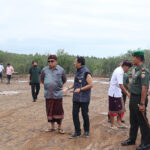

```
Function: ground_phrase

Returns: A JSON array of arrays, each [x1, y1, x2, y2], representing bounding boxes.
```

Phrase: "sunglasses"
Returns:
[[48, 60, 55, 63]]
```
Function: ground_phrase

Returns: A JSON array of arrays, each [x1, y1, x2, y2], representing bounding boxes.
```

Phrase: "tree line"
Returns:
[[0, 49, 150, 76]]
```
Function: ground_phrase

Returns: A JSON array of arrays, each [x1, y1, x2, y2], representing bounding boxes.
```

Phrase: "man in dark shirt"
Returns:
[[28, 61, 41, 102]]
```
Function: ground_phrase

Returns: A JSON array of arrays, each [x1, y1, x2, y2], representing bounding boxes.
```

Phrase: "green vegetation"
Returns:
[[0, 49, 150, 76]]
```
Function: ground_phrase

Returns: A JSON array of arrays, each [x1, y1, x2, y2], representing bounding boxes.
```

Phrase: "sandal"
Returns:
[[110, 126, 118, 131], [117, 125, 128, 129], [58, 128, 65, 134], [49, 128, 56, 132]]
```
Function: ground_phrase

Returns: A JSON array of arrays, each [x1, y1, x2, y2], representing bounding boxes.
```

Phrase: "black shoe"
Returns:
[[84, 131, 89, 138], [136, 143, 150, 150], [33, 99, 36, 102], [121, 139, 135, 146], [121, 120, 125, 123], [69, 133, 81, 139]]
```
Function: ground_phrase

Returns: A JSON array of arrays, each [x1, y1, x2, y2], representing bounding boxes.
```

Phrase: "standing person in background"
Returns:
[[41, 55, 67, 134], [6, 63, 14, 84], [28, 61, 41, 102], [0, 62, 4, 83]]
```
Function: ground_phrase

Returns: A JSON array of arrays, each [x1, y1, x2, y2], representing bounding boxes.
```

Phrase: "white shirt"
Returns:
[[0, 64, 4, 72], [108, 66, 124, 98]]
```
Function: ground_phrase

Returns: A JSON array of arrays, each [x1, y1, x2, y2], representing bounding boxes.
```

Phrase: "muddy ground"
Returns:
[[0, 76, 150, 150]]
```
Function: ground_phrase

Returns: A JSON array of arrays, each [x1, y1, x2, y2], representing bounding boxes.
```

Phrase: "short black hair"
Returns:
[[136, 55, 145, 62], [77, 56, 85, 66], [122, 60, 132, 67], [32, 60, 38, 64], [7, 63, 10, 66]]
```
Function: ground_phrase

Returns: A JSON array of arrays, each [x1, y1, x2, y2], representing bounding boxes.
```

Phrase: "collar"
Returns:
[[49, 65, 58, 70], [77, 65, 85, 72], [135, 64, 144, 71], [119, 66, 124, 73]]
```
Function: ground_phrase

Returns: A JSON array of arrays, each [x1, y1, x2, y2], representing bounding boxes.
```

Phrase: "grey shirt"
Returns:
[[41, 65, 67, 99]]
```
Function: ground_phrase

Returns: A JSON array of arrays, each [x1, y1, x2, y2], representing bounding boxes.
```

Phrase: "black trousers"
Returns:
[[122, 92, 127, 104], [31, 83, 40, 100], [73, 101, 90, 134], [0, 72, 3, 82], [129, 94, 150, 144], [7, 75, 11, 84]]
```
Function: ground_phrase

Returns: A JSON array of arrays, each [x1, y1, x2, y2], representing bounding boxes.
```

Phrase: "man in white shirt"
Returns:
[[108, 60, 132, 130], [0, 62, 4, 83]]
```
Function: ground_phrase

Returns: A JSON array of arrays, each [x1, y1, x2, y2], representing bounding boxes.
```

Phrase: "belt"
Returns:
[[131, 93, 141, 96]]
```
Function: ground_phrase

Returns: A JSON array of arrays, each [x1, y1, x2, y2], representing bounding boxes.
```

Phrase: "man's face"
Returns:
[[33, 62, 38, 67], [124, 66, 130, 73], [74, 59, 81, 69], [48, 59, 57, 68], [132, 56, 139, 65]]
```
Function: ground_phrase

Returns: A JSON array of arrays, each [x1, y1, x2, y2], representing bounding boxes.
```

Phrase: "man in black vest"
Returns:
[[65, 56, 93, 138]]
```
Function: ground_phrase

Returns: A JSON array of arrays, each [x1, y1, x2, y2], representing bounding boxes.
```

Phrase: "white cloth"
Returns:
[[108, 66, 124, 98], [0, 65, 4, 72]]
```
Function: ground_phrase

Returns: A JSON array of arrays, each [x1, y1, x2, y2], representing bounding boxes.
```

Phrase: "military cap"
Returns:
[[132, 50, 144, 57]]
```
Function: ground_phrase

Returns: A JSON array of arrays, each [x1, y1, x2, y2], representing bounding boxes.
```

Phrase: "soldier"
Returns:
[[121, 51, 150, 150]]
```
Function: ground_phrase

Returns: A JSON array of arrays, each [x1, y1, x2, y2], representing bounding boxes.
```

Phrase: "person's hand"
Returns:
[[138, 104, 145, 112], [74, 88, 81, 93], [62, 87, 68, 94], [28, 80, 31, 85], [127, 92, 130, 99]]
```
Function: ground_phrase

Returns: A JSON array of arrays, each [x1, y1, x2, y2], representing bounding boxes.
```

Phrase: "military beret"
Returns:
[[132, 50, 144, 57]]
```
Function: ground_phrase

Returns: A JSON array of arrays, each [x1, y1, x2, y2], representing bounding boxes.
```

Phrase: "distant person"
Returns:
[[28, 61, 41, 102], [65, 56, 93, 138], [108, 60, 132, 130], [41, 55, 67, 134], [6, 63, 14, 84], [0, 62, 4, 83]]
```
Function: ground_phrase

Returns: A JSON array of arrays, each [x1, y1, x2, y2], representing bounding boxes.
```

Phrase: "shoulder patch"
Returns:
[[141, 74, 145, 78]]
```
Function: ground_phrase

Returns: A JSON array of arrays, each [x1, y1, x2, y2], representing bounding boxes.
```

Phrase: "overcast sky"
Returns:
[[0, 0, 150, 58]]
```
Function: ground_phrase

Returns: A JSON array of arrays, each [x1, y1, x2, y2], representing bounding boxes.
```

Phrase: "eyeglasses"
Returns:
[[48, 60, 55, 63]]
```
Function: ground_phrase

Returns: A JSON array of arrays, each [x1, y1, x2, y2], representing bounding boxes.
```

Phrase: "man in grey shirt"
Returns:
[[41, 55, 67, 134]]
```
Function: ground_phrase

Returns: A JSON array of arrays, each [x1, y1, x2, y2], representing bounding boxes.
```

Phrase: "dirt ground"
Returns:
[[0, 76, 150, 150]]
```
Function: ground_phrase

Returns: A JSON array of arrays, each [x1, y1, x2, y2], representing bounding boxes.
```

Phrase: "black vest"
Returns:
[[73, 66, 91, 102]]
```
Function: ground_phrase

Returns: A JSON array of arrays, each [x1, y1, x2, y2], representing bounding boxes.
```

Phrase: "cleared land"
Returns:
[[0, 76, 150, 150]]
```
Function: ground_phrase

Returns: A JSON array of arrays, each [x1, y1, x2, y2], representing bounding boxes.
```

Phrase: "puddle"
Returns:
[[100, 112, 108, 115], [99, 81, 109, 85], [67, 80, 109, 85], [0, 91, 21, 95], [18, 80, 28, 83], [67, 80, 74, 82]]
